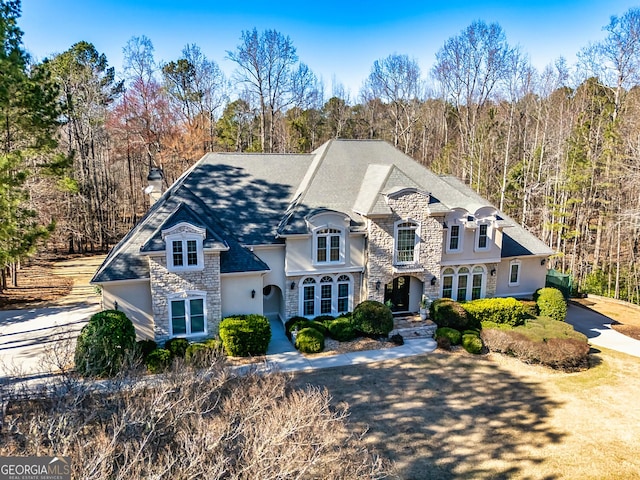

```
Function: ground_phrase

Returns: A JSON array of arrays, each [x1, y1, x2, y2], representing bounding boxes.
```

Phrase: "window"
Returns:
[[337, 275, 350, 313], [475, 223, 491, 251], [509, 260, 521, 286], [442, 268, 455, 299], [448, 224, 462, 252], [442, 266, 485, 301], [298, 274, 352, 317], [457, 267, 469, 302], [472, 266, 484, 300], [302, 278, 316, 316], [169, 295, 206, 337], [395, 220, 419, 264], [163, 223, 206, 272], [315, 228, 343, 264]]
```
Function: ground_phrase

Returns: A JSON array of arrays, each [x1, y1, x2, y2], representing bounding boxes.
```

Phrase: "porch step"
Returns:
[[389, 316, 437, 339]]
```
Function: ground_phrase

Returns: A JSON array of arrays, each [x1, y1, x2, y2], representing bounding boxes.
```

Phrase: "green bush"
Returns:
[[289, 319, 328, 337], [74, 310, 137, 377], [314, 315, 335, 325], [326, 317, 356, 342], [515, 317, 587, 343], [435, 327, 462, 345], [285, 316, 308, 340], [430, 298, 475, 330], [536, 288, 567, 322], [219, 314, 271, 357], [390, 333, 404, 345], [164, 338, 189, 359], [295, 327, 325, 353], [461, 297, 527, 327], [136, 339, 157, 360], [145, 348, 171, 374], [352, 300, 394, 337], [462, 334, 484, 354], [519, 300, 539, 317]]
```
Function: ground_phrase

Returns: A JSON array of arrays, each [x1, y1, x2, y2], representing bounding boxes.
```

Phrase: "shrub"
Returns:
[[481, 327, 589, 371], [145, 348, 172, 374], [461, 297, 527, 327], [295, 327, 325, 353], [74, 310, 137, 377], [219, 314, 271, 357], [136, 339, 157, 360], [288, 319, 328, 337], [436, 336, 452, 350], [435, 327, 462, 345], [352, 300, 394, 337], [462, 334, 484, 354], [326, 317, 356, 342], [314, 315, 335, 325], [164, 338, 189, 359], [515, 317, 587, 343], [430, 298, 475, 330], [536, 287, 567, 322], [390, 333, 404, 345], [519, 300, 539, 317], [285, 316, 308, 340]]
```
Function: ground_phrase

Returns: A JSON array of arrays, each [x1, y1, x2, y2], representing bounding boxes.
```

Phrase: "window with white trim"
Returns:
[[509, 260, 521, 286], [169, 294, 206, 337], [448, 224, 462, 252], [314, 227, 344, 264], [395, 220, 419, 264], [298, 274, 353, 317], [163, 224, 206, 272], [441, 265, 486, 301], [475, 222, 491, 251]]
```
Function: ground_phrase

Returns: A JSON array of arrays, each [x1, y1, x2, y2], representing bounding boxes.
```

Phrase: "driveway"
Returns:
[[565, 303, 640, 358]]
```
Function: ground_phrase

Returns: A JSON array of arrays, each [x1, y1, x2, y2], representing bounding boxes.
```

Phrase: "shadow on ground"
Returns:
[[292, 351, 564, 480]]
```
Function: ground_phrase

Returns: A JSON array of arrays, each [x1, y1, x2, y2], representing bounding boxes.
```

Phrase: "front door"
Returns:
[[384, 276, 410, 312]]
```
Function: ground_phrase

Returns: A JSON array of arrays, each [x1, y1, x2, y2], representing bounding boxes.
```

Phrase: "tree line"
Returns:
[[2, 0, 640, 303]]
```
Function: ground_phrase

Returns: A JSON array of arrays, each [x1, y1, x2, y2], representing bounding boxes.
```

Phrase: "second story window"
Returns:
[[448, 224, 462, 253], [172, 239, 198, 267], [475, 222, 491, 251], [395, 221, 419, 264], [314, 227, 343, 264]]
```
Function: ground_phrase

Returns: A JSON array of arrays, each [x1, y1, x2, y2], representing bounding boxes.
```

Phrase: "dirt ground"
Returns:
[[573, 296, 640, 340], [293, 348, 640, 480], [0, 253, 106, 310]]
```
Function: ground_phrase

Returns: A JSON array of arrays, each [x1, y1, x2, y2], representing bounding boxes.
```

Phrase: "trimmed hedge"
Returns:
[[352, 300, 394, 337], [462, 333, 484, 354], [136, 339, 158, 360], [74, 310, 137, 377], [535, 287, 567, 322], [461, 297, 527, 327], [430, 298, 476, 330], [435, 327, 462, 346], [285, 316, 308, 340], [145, 348, 171, 374], [326, 317, 356, 342], [295, 327, 325, 353], [164, 338, 189, 359], [219, 314, 271, 357]]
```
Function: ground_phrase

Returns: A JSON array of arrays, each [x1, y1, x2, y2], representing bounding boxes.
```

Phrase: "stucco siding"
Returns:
[[221, 274, 264, 317], [102, 281, 154, 340], [253, 246, 285, 291], [495, 257, 547, 298]]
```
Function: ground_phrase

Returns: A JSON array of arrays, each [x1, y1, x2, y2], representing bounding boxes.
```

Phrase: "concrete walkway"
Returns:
[[256, 317, 437, 374], [565, 303, 640, 358]]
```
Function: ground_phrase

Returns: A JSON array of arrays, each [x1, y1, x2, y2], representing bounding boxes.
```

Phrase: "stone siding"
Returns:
[[149, 252, 222, 344], [366, 192, 443, 303]]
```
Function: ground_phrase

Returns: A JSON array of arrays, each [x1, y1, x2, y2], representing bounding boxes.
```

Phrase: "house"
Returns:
[[91, 140, 553, 343]]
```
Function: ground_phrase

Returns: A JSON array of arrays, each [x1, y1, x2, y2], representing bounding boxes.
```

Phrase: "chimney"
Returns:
[[146, 167, 164, 205]]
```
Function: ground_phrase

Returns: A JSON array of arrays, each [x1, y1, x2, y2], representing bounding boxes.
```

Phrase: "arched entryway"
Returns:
[[384, 275, 425, 313], [262, 284, 283, 318]]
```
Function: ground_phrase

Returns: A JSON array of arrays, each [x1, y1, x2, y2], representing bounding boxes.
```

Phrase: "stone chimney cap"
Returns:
[[147, 168, 164, 181]]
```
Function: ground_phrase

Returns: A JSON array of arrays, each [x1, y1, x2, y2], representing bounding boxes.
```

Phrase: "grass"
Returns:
[[291, 348, 640, 479]]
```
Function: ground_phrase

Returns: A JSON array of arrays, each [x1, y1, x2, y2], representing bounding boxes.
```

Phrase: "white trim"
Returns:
[[508, 259, 521, 287], [286, 266, 364, 276], [440, 264, 487, 301], [162, 222, 206, 239], [296, 273, 354, 318], [167, 290, 208, 338], [90, 278, 150, 286], [474, 221, 492, 252], [312, 224, 346, 266], [221, 270, 270, 277], [393, 218, 420, 266], [446, 221, 463, 254], [243, 244, 286, 250], [440, 257, 501, 266]]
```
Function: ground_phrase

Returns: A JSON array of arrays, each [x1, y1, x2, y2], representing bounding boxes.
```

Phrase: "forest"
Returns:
[[2, 0, 640, 304]]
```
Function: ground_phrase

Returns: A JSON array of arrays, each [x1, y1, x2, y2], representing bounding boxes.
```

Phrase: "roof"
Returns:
[[93, 139, 552, 283]]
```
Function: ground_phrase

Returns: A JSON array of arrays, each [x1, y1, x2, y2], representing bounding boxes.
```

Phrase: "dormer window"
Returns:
[[475, 222, 492, 252], [162, 223, 206, 272], [395, 220, 419, 264], [447, 222, 463, 253], [313, 227, 345, 264]]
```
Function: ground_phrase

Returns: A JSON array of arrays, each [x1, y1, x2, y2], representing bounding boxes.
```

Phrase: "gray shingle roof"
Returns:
[[93, 139, 552, 284]]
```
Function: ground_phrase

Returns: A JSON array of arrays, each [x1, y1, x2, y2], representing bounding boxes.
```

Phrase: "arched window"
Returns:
[[442, 266, 485, 301], [457, 267, 469, 302], [442, 268, 455, 298], [472, 266, 485, 299], [337, 275, 350, 313], [395, 220, 419, 264], [302, 278, 316, 316], [320, 276, 333, 314]]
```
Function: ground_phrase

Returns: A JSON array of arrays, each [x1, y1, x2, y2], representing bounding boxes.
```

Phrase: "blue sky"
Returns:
[[19, 0, 639, 96]]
